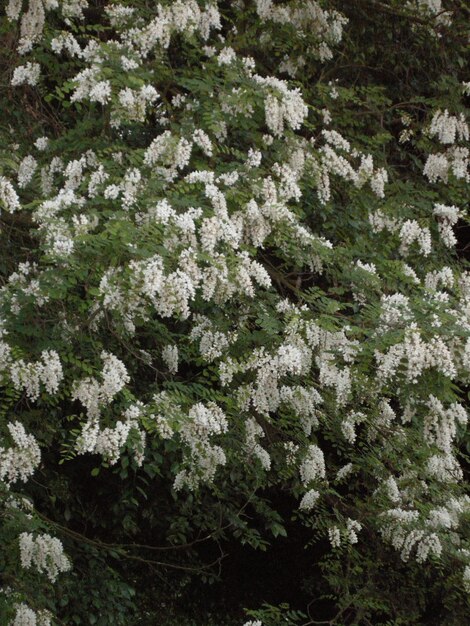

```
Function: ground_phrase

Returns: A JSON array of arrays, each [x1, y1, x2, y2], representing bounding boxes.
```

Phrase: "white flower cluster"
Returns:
[[299, 444, 325, 486], [217, 46, 236, 66], [336, 463, 353, 481], [39, 155, 63, 196], [379, 293, 413, 330], [32, 186, 88, 258], [316, 326, 358, 406], [98, 177, 281, 324], [231, 337, 313, 416], [10, 351, 63, 401], [125, 0, 221, 58], [143, 131, 192, 181], [384, 476, 401, 504], [0, 177, 20, 212], [76, 404, 145, 466], [114, 85, 159, 125], [51, 32, 83, 58], [17, 155, 37, 188], [11, 62, 41, 86], [104, 4, 136, 27], [219, 312, 346, 424], [72, 351, 129, 419], [376, 327, 456, 384], [433, 203, 460, 247], [328, 525, 341, 548], [245, 417, 271, 470], [341, 411, 366, 445], [19, 532, 71, 583], [426, 497, 470, 531], [407, 0, 453, 31], [278, 54, 306, 78], [162, 344, 178, 374], [6, 0, 83, 54], [463, 565, 470, 594], [423, 396, 467, 454], [255, 0, 348, 62], [190, 316, 236, 362], [34, 137, 49, 152], [193, 129, 213, 157], [130, 254, 195, 320], [174, 402, 228, 490], [0, 422, 41, 485], [355, 259, 377, 275], [424, 109, 469, 183], [280, 385, 322, 436], [71, 66, 111, 105], [7, 0, 89, 54], [381, 508, 443, 564], [299, 488, 320, 511], [346, 518, 362, 544], [424, 148, 469, 183], [253, 75, 308, 137], [427, 452, 463, 483], [10, 603, 52, 626], [14, 0, 46, 53], [313, 133, 388, 203], [369, 210, 434, 257], [429, 109, 468, 145], [149, 392, 177, 441], [399, 220, 432, 256], [424, 266, 454, 291]]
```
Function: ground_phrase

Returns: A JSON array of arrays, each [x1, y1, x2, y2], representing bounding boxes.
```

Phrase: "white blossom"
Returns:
[[245, 417, 271, 470], [463, 566, 470, 594], [17, 156, 37, 188], [19, 532, 71, 582], [0, 177, 20, 212], [162, 344, 179, 374], [72, 352, 129, 419], [10, 603, 52, 626], [328, 526, 341, 548], [346, 518, 362, 544], [429, 109, 468, 145], [34, 136, 49, 151], [299, 489, 320, 511], [300, 444, 325, 485], [11, 62, 41, 86], [0, 422, 41, 485], [336, 463, 353, 481]]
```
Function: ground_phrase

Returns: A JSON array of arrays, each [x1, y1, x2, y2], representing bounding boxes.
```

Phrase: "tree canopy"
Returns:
[[0, 1, 469, 624]]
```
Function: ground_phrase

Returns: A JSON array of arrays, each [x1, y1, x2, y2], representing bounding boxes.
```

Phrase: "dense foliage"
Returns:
[[0, 1, 469, 624]]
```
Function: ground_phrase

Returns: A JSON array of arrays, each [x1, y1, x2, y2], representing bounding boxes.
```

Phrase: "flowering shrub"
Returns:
[[0, 0, 469, 624]]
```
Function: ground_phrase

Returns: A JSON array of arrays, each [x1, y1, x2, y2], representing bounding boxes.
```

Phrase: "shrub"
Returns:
[[0, 1, 469, 624]]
